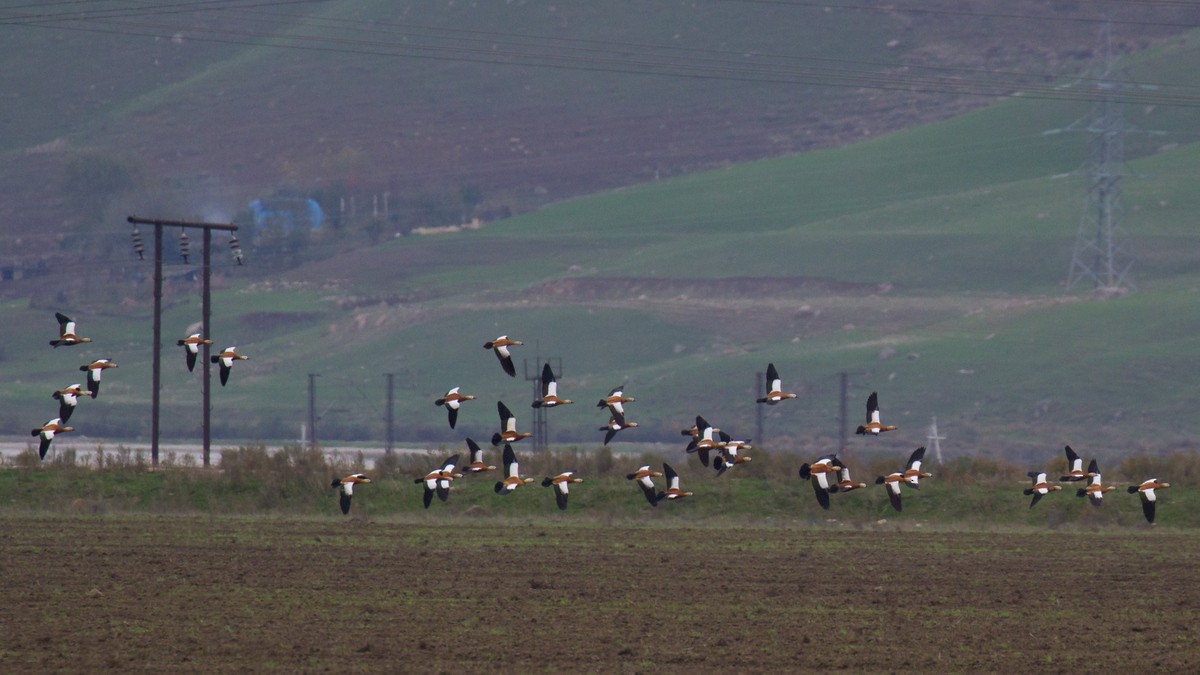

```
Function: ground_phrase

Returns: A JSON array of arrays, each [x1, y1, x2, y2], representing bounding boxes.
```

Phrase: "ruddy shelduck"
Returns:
[[434, 386, 475, 429], [210, 347, 248, 386], [656, 462, 693, 502], [1128, 478, 1171, 524], [483, 335, 522, 377], [800, 454, 844, 510], [597, 385, 635, 415], [331, 473, 372, 514], [1059, 445, 1092, 482], [50, 312, 92, 348], [414, 455, 461, 508], [626, 465, 662, 507], [541, 471, 583, 510], [79, 359, 117, 398], [756, 362, 796, 404], [51, 383, 88, 423], [491, 400, 531, 446], [462, 438, 495, 473], [685, 416, 726, 468], [32, 418, 73, 460], [176, 333, 213, 372], [1076, 459, 1115, 507], [531, 362, 572, 408], [494, 444, 534, 494], [902, 446, 932, 488], [599, 411, 638, 446], [831, 463, 868, 494], [876, 472, 905, 511], [855, 391, 897, 435], [713, 431, 752, 475], [1024, 471, 1062, 509]]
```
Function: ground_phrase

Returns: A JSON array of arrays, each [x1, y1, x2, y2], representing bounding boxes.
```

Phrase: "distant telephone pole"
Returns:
[[837, 372, 849, 451], [308, 373, 319, 450], [383, 373, 395, 455], [754, 370, 765, 447]]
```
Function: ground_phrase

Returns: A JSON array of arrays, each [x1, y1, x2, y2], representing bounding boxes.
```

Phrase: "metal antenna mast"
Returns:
[[523, 350, 562, 453], [1062, 20, 1154, 294]]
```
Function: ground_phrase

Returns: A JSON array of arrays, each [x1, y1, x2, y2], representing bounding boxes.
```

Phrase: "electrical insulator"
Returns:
[[131, 227, 145, 261], [229, 234, 243, 265], [179, 229, 190, 264]]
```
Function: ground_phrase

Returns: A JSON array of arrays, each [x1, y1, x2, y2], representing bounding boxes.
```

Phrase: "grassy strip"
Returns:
[[2, 444, 1197, 527]]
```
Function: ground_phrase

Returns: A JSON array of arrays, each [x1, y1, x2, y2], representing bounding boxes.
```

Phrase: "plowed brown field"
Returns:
[[1, 515, 1197, 671]]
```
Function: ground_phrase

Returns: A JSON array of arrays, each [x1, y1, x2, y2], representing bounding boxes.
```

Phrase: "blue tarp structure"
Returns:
[[248, 198, 324, 230]]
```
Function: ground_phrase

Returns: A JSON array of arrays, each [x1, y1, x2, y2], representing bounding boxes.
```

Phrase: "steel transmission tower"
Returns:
[[1064, 21, 1145, 293]]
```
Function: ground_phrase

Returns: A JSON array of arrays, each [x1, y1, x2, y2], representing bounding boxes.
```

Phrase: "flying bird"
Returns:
[[434, 387, 475, 429], [855, 391, 897, 435], [656, 462, 693, 502], [49, 312, 92, 348], [756, 362, 796, 404], [176, 333, 213, 372], [901, 446, 932, 489], [483, 335, 522, 377], [531, 362, 572, 408], [541, 471, 583, 510], [494, 444, 534, 494], [491, 400, 531, 446], [875, 471, 905, 512], [31, 418, 73, 460], [79, 359, 118, 398], [831, 462, 867, 494], [597, 385, 635, 415], [1076, 459, 1115, 507], [599, 411, 638, 446], [800, 454, 844, 510], [1059, 445, 1091, 482], [414, 455, 461, 508], [713, 431, 752, 475], [626, 465, 662, 507], [331, 473, 371, 514], [685, 416, 725, 468], [462, 438, 495, 473], [1128, 478, 1171, 524], [1023, 471, 1062, 509], [50, 383, 88, 423], [210, 347, 248, 386]]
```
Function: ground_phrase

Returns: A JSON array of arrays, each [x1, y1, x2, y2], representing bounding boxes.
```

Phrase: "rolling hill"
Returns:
[[3, 4, 1200, 464]]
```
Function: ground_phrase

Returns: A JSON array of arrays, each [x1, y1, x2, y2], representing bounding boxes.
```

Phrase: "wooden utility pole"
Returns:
[[127, 215, 237, 467]]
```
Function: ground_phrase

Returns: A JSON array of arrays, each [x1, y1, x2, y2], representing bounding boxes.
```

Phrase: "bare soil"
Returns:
[[1, 515, 1197, 671]]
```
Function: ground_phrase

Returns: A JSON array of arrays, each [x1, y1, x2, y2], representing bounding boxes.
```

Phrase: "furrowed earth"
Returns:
[[2, 515, 1197, 671]]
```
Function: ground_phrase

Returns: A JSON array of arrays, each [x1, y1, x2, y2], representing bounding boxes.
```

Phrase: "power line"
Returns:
[[8, 5, 1200, 107]]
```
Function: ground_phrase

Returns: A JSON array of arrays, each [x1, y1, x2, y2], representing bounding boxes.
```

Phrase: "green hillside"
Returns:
[[5, 14, 1200, 463]]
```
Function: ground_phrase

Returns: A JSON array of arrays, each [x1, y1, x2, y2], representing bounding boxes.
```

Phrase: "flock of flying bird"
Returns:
[[329, 335, 1174, 524], [24, 317, 1174, 523], [32, 313, 249, 459]]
